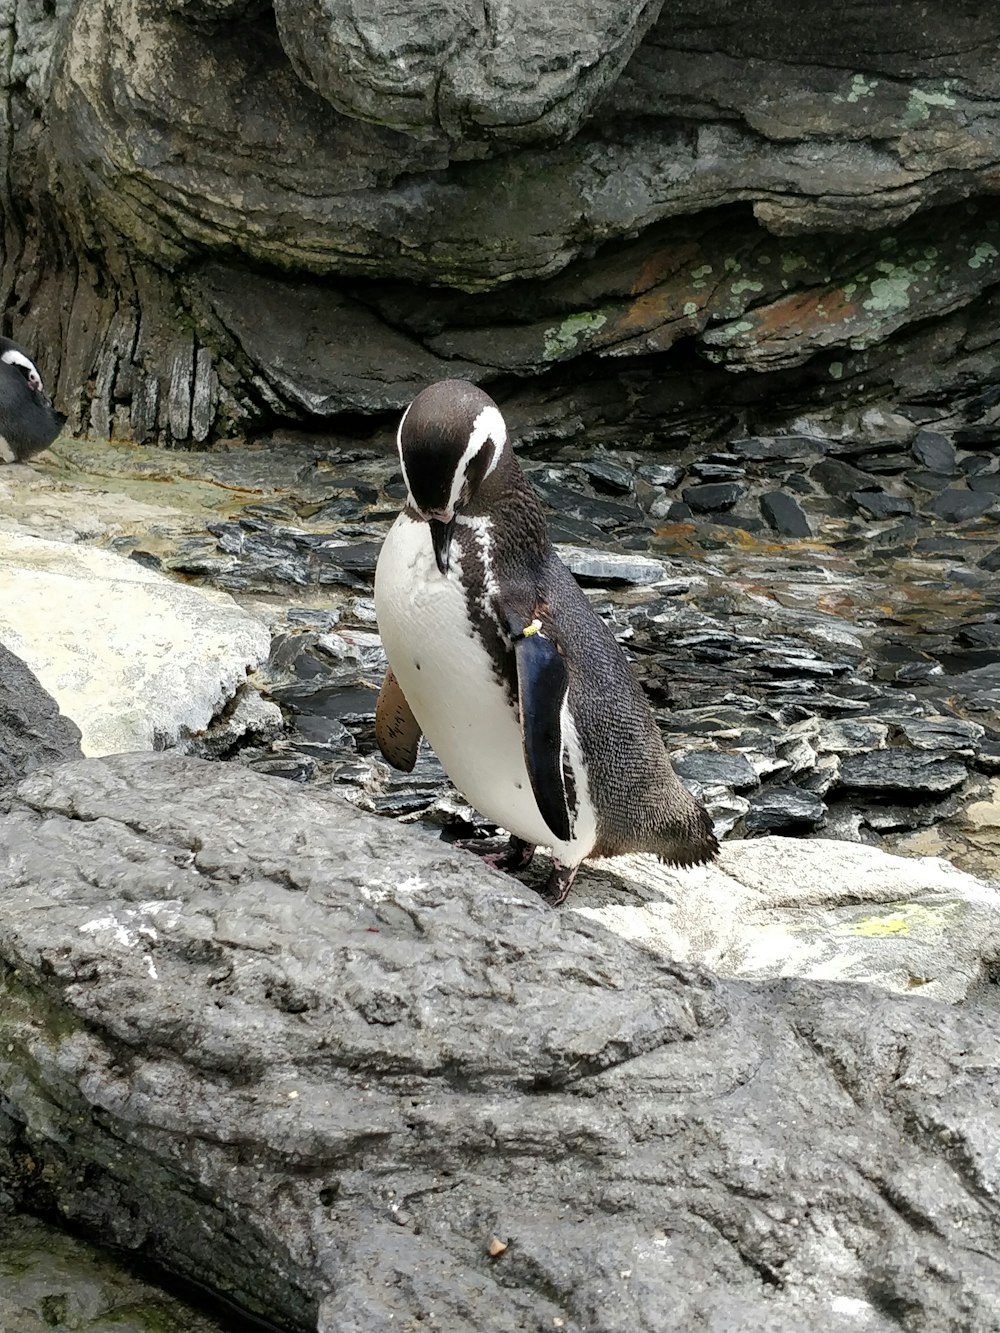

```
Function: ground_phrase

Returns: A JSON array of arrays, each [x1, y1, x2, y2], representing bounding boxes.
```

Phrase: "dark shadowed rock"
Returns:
[[0, 1214, 227, 1333], [759, 491, 813, 537], [912, 429, 958, 475], [851, 490, 916, 519], [0, 643, 82, 807], [3, 754, 1000, 1330], [811, 457, 877, 499], [681, 482, 744, 513]]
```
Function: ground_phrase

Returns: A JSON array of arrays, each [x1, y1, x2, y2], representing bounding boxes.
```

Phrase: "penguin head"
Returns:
[[0, 339, 44, 395], [396, 379, 508, 574]]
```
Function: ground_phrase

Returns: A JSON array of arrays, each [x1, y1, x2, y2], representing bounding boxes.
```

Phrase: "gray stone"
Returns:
[[744, 785, 826, 834], [839, 750, 969, 796], [556, 544, 668, 586], [912, 429, 958, 474], [759, 490, 813, 537], [926, 488, 998, 522], [4, 754, 1000, 1332], [0, 1214, 227, 1333], [681, 482, 744, 513], [272, 0, 661, 149], [674, 750, 761, 791], [0, 643, 82, 806]]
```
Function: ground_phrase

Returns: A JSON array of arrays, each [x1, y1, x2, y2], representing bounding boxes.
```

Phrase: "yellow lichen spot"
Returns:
[[851, 914, 911, 937], [522, 619, 543, 637]]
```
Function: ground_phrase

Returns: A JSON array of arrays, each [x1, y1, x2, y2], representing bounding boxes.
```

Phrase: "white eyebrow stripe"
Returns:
[[445, 403, 506, 515], [2, 347, 42, 391], [396, 399, 414, 501]]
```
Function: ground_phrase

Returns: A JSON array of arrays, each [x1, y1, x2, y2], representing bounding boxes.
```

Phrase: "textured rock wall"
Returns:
[[3, 1, 1000, 443]]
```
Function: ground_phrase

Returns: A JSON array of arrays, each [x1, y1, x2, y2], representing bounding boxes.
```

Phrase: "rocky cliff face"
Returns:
[[3, 1, 1000, 444]]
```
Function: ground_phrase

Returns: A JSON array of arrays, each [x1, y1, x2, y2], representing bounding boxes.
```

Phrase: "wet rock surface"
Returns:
[[0, 643, 82, 810], [2, 752, 1000, 1333], [3, 428, 998, 881], [0, 1213, 227, 1333]]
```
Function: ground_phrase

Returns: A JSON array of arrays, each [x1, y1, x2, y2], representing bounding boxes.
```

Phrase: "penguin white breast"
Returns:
[[374, 512, 596, 864]]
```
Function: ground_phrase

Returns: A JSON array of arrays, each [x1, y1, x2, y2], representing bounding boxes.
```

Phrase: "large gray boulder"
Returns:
[[2, 751, 1000, 1331], [3, 0, 999, 441]]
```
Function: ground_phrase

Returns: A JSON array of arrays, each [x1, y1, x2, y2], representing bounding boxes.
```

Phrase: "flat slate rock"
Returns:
[[926, 488, 997, 522], [556, 544, 668, 585], [743, 785, 826, 834], [759, 490, 813, 537], [681, 481, 744, 512], [839, 749, 969, 795], [674, 750, 760, 792], [2, 756, 1000, 1333], [912, 429, 958, 475]]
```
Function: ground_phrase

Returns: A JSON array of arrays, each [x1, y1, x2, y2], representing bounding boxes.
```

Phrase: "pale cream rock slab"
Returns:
[[0, 531, 271, 757], [572, 836, 1000, 1003]]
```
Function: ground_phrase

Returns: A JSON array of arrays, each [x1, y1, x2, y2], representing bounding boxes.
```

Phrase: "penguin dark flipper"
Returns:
[[375, 667, 422, 772], [512, 621, 573, 845]]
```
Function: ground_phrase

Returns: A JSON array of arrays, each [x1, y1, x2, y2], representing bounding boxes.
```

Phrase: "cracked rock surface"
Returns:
[[4, 0, 1000, 440], [2, 751, 1000, 1331]]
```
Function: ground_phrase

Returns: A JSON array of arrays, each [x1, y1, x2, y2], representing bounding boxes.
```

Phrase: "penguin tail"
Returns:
[[652, 799, 719, 868]]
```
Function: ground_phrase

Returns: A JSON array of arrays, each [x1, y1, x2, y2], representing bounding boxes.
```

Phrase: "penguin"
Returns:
[[0, 335, 61, 463], [373, 379, 719, 904]]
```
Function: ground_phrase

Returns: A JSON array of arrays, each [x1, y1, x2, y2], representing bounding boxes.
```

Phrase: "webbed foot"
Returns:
[[452, 834, 537, 873], [540, 861, 580, 906]]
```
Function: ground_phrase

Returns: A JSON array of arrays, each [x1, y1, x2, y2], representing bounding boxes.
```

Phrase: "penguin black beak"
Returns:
[[429, 517, 456, 576]]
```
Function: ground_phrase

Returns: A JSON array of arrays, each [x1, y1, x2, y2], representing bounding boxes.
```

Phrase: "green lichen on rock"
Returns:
[[904, 85, 958, 127], [542, 311, 608, 359]]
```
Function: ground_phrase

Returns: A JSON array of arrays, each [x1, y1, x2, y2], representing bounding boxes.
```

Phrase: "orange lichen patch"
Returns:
[[633, 242, 703, 294], [608, 285, 701, 338], [740, 286, 860, 340], [653, 522, 698, 540]]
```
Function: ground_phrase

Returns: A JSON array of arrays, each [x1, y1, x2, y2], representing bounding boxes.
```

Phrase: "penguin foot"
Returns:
[[496, 835, 536, 872], [540, 861, 580, 906], [452, 834, 536, 873]]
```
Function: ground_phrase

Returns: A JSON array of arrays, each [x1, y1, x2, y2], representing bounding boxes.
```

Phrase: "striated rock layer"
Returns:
[[2, 1, 1000, 442], [2, 752, 1000, 1331]]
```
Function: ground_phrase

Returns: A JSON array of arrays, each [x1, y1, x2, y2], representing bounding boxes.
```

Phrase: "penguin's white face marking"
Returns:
[[2, 348, 42, 393], [441, 404, 506, 519]]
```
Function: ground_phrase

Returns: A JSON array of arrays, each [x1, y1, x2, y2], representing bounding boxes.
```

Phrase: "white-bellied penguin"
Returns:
[[0, 335, 61, 463], [374, 379, 718, 903]]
